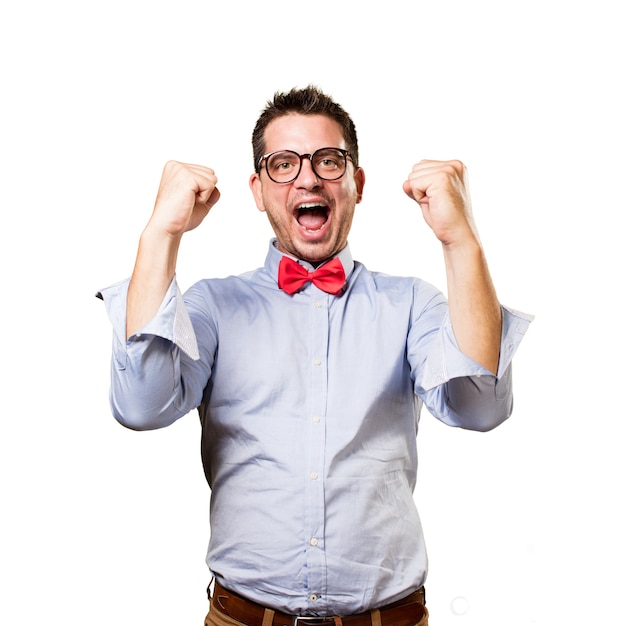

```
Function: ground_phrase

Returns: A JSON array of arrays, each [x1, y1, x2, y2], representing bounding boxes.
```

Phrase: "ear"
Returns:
[[354, 167, 366, 204], [249, 172, 266, 213]]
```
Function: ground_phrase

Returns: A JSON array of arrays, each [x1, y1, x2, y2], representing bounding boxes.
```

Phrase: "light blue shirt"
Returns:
[[99, 239, 532, 616]]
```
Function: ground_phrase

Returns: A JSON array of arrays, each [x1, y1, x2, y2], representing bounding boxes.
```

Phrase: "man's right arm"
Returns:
[[126, 160, 220, 338]]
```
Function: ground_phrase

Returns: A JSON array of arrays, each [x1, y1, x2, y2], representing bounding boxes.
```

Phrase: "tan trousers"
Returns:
[[204, 593, 429, 626]]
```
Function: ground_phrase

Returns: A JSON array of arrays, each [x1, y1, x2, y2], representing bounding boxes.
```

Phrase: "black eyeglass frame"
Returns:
[[257, 147, 353, 184]]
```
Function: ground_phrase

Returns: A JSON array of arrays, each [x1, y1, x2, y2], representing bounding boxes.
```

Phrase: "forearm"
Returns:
[[443, 238, 502, 374], [126, 225, 182, 339], [126, 161, 220, 339]]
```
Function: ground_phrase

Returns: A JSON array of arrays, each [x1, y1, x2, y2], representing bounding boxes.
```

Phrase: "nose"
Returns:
[[294, 156, 320, 188]]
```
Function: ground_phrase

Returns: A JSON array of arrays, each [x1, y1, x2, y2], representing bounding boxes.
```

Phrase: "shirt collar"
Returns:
[[265, 238, 355, 288]]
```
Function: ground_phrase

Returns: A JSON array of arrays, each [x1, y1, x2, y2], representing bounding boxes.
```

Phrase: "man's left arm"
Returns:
[[404, 159, 502, 373]]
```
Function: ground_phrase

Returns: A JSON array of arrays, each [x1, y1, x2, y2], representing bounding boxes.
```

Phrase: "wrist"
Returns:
[[441, 232, 482, 257], [141, 220, 183, 248]]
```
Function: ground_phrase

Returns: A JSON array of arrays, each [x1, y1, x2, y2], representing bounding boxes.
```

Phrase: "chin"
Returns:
[[297, 244, 338, 265]]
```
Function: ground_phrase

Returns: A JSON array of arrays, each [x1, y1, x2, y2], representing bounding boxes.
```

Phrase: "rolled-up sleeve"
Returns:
[[414, 305, 533, 431], [97, 277, 210, 431]]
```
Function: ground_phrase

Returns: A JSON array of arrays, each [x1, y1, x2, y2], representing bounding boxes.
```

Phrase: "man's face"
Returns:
[[250, 113, 365, 264]]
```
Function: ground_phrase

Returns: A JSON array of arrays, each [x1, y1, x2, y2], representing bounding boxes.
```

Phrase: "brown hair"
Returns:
[[252, 85, 359, 171]]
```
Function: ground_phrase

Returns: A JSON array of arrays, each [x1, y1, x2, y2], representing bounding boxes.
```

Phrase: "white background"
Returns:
[[1, 1, 623, 624]]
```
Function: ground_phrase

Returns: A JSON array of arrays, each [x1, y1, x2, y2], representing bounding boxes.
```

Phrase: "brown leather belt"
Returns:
[[212, 581, 426, 626]]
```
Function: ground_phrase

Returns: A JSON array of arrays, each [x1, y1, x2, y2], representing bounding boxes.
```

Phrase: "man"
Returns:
[[99, 86, 532, 626]]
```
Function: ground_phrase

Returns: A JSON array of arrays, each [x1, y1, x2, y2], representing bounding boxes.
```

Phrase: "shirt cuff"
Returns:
[[97, 276, 200, 361], [420, 305, 533, 390]]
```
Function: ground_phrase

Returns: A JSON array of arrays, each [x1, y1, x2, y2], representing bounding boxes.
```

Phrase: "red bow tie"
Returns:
[[278, 256, 346, 295]]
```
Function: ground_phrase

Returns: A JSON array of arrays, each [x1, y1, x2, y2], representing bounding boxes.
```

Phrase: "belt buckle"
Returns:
[[293, 617, 334, 626]]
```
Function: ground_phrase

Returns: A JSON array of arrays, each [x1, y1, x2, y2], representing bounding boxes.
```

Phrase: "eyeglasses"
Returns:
[[258, 147, 353, 184]]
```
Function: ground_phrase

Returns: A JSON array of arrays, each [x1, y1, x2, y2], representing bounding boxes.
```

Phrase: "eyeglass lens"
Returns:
[[265, 148, 347, 183]]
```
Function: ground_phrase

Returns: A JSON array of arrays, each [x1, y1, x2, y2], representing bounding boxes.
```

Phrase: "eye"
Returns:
[[268, 152, 299, 173], [314, 149, 343, 171]]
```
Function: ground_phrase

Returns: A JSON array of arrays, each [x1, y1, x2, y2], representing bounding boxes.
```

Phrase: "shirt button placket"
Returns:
[[305, 290, 329, 607]]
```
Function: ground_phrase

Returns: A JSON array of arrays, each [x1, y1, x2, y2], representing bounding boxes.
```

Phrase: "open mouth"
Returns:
[[296, 203, 329, 232]]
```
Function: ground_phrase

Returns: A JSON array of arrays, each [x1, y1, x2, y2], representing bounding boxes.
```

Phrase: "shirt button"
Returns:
[[309, 594, 318, 602], [310, 537, 318, 547], [312, 416, 320, 423], [310, 472, 318, 480], [315, 301, 322, 308], [313, 359, 321, 366]]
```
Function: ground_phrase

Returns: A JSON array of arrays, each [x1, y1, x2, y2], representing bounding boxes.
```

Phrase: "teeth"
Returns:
[[298, 203, 325, 210]]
